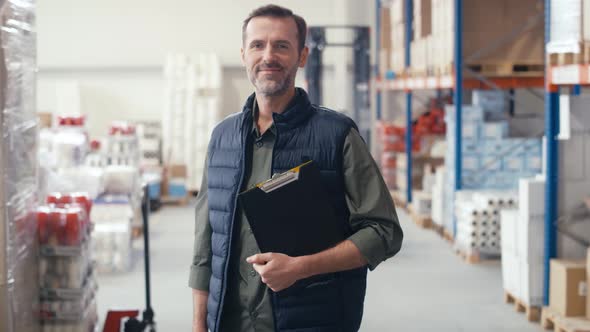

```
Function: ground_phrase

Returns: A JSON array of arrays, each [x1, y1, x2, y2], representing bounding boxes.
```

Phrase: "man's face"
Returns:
[[241, 16, 309, 97]]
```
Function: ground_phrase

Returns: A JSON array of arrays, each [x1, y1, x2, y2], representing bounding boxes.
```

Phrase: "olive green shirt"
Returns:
[[189, 98, 403, 332]]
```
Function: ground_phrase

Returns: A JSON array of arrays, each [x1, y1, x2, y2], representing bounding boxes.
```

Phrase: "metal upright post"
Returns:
[[453, 0, 463, 237], [405, 0, 413, 203], [376, 0, 383, 120], [305, 27, 326, 105], [543, 0, 558, 307]]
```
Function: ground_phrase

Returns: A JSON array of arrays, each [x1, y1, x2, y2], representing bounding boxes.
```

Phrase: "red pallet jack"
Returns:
[[103, 185, 156, 332]]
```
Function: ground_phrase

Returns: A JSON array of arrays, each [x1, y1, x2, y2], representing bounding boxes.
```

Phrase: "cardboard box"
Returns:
[[549, 260, 587, 317], [433, 0, 543, 69], [414, 0, 432, 38], [38, 112, 52, 128], [168, 164, 187, 178]]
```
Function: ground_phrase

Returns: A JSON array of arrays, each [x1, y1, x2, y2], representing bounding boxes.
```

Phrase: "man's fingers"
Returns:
[[246, 252, 273, 264], [252, 263, 264, 275]]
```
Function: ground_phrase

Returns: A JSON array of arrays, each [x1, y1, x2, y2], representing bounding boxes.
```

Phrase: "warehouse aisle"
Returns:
[[97, 202, 541, 331]]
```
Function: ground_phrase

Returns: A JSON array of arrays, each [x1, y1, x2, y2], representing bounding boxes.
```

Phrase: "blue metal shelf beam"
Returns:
[[543, 0, 558, 306], [376, 0, 382, 120], [405, 0, 413, 203], [453, 0, 463, 237]]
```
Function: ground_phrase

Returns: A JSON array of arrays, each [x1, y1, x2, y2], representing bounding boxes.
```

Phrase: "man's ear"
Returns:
[[298, 46, 309, 68], [240, 47, 246, 66]]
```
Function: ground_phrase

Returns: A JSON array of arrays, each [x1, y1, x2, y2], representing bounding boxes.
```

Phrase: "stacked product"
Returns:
[[105, 121, 140, 167], [443, 90, 543, 234], [396, 153, 444, 203], [454, 190, 518, 256], [430, 0, 543, 75], [388, 0, 407, 75], [430, 166, 446, 228], [163, 53, 222, 191], [38, 192, 98, 332], [90, 194, 135, 273], [546, 0, 590, 65], [376, 122, 406, 189], [136, 121, 162, 168], [0, 0, 40, 330], [501, 177, 546, 307], [53, 116, 89, 169], [377, 100, 445, 192]]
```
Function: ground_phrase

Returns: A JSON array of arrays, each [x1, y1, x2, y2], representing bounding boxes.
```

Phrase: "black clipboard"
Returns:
[[238, 161, 347, 257]]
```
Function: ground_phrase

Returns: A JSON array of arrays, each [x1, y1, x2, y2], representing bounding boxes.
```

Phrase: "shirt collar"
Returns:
[[252, 91, 301, 137]]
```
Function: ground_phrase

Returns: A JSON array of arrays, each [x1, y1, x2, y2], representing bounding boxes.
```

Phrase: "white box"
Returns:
[[482, 156, 503, 171], [502, 252, 521, 297], [483, 122, 509, 140], [412, 191, 432, 215], [517, 214, 546, 262], [519, 177, 546, 219], [519, 258, 545, 306], [501, 209, 518, 256]]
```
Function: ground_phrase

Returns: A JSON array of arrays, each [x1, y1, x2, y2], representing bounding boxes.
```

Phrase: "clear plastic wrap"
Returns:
[[37, 192, 97, 332], [1, 0, 40, 331], [91, 194, 134, 273]]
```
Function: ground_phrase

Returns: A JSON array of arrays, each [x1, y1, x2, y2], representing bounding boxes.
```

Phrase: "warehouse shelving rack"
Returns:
[[375, 0, 555, 305]]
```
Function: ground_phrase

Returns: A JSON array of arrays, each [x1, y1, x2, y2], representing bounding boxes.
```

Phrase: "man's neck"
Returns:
[[255, 87, 296, 134]]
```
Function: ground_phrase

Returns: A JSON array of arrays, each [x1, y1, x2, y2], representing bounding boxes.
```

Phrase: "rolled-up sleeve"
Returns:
[[188, 155, 213, 291], [343, 129, 403, 270]]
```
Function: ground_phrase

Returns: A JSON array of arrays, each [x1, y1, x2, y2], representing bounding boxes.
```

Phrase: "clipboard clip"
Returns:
[[259, 170, 300, 193]]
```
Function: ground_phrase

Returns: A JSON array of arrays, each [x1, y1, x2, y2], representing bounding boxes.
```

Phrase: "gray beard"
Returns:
[[249, 65, 298, 97]]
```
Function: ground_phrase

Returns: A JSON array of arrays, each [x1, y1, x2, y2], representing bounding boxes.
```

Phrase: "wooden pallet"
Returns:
[[504, 291, 541, 322], [548, 42, 590, 66], [466, 62, 544, 77], [442, 229, 454, 244], [430, 222, 444, 237], [454, 248, 500, 264], [408, 205, 432, 229], [454, 248, 481, 264], [435, 63, 454, 76], [541, 307, 590, 332], [161, 195, 189, 206], [390, 190, 407, 210]]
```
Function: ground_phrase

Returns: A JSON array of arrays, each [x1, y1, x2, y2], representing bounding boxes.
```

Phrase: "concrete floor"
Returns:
[[97, 201, 542, 332]]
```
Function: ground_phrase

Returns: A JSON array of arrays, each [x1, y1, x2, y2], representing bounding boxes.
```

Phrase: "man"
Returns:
[[189, 4, 403, 332]]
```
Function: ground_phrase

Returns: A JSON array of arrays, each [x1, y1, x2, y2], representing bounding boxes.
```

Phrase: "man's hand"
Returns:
[[246, 253, 306, 292], [192, 289, 208, 332]]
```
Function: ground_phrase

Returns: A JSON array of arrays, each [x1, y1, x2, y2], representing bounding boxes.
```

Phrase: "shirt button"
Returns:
[[250, 270, 257, 277], [256, 141, 263, 148], [252, 311, 258, 319]]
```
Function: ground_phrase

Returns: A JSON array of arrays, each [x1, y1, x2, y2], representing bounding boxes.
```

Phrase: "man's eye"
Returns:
[[252, 43, 263, 49], [278, 44, 288, 49]]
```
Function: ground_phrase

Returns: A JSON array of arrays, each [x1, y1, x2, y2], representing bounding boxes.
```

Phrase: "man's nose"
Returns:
[[262, 46, 277, 62]]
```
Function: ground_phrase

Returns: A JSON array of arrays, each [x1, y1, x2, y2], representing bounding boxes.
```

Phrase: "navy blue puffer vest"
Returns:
[[206, 88, 368, 332]]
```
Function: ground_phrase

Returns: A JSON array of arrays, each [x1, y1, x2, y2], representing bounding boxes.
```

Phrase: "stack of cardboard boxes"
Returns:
[[549, 258, 587, 318], [380, 0, 544, 77], [547, 0, 590, 65], [389, 0, 407, 75]]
